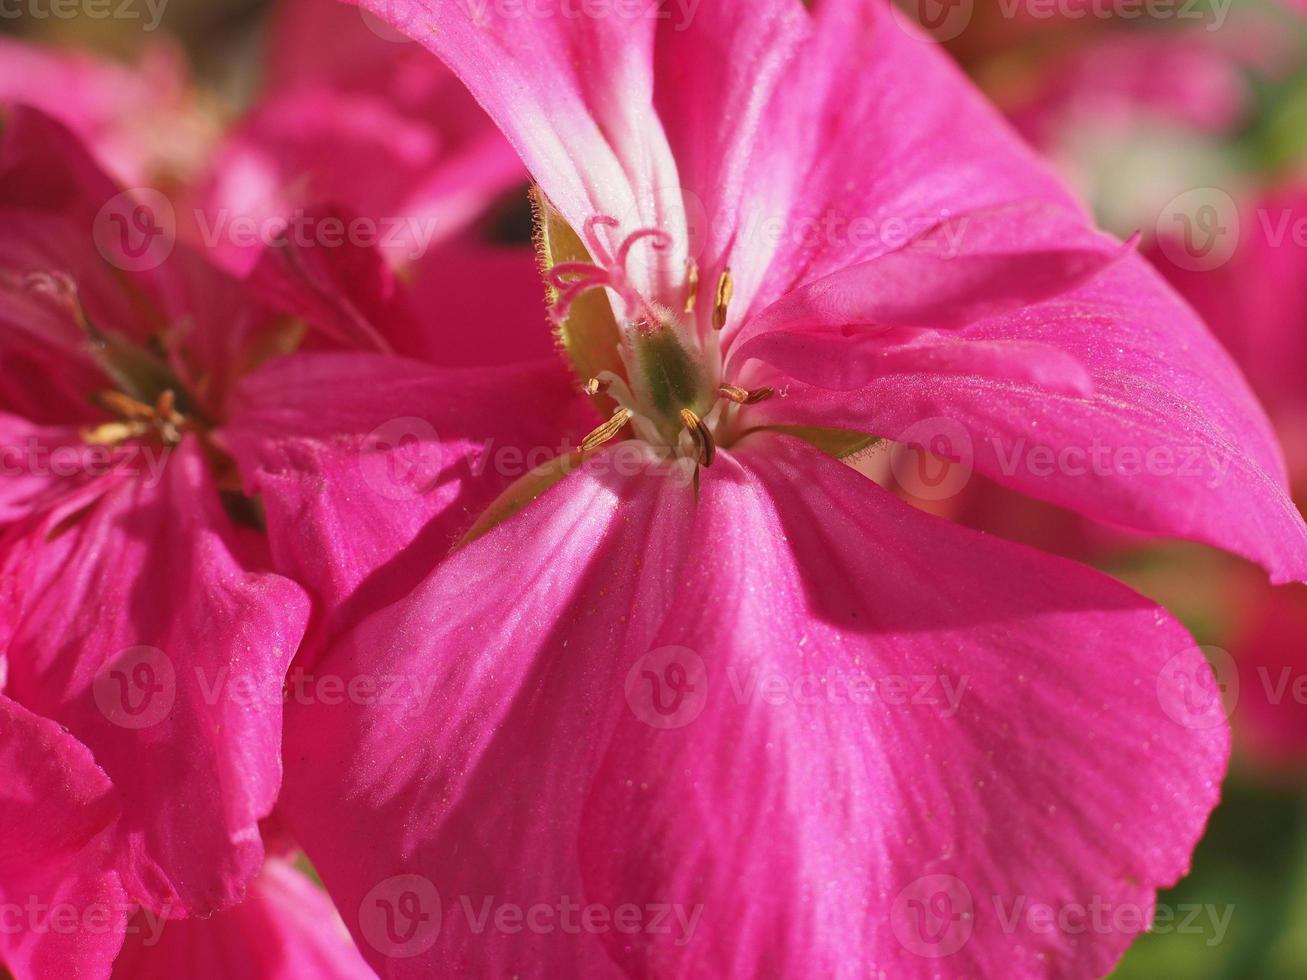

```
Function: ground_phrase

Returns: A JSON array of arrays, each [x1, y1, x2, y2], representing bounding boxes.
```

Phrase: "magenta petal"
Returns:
[[346, 0, 689, 298], [110, 858, 374, 980], [753, 252, 1307, 583], [1, 438, 310, 917], [279, 435, 1224, 977], [730, 202, 1130, 364], [734, 1, 1078, 316], [0, 695, 127, 980], [280, 450, 696, 977], [737, 333, 1093, 394], [219, 351, 595, 643], [576, 435, 1228, 977]]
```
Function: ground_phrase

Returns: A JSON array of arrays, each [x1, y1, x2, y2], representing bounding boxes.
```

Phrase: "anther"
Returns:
[[583, 377, 611, 396], [717, 383, 774, 405], [712, 268, 734, 331], [684, 261, 700, 314], [578, 407, 634, 453], [679, 408, 716, 467]]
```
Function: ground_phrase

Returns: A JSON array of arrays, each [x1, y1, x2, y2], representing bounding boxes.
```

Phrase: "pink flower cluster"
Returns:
[[1, 1, 1305, 978]]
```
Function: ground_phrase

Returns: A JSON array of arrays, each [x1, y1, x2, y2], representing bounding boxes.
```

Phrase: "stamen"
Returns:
[[712, 268, 734, 331], [578, 407, 634, 453], [83, 421, 148, 446], [86, 387, 187, 447], [717, 383, 774, 405], [679, 408, 716, 467], [96, 390, 156, 421], [684, 260, 700, 314], [583, 377, 610, 396]]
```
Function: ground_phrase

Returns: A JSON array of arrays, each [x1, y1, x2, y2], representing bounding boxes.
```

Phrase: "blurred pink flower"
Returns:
[[0, 0, 524, 275], [0, 108, 312, 956], [192, 0, 525, 272], [0, 36, 215, 189], [242, 1, 1307, 976]]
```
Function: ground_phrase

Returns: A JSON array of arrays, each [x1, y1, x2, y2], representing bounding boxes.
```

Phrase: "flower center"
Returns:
[[543, 213, 771, 468]]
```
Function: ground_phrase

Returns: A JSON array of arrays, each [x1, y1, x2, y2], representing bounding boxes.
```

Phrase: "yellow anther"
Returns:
[[579, 407, 634, 453], [679, 408, 716, 467], [717, 383, 774, 405], [712, 268, 733, 331]]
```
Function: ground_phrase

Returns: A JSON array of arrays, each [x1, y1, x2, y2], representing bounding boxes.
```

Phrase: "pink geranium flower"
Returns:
[[0, 107, 314, 972], [0, 101, 589, 977], [0, 0, 525, 276], [227, 1, 1307, 977]]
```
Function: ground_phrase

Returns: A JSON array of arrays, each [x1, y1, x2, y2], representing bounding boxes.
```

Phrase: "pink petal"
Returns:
[[401, 244, 565, 368], [218, 351, 595, 645], [0, 38, 197, 189], [730, 202, 1130, 357], [0, 695, 127, 980], [280, 448, 696, 977], [242, 204, 417, 356], [346, 0, 688, 299], [580, 435, 1227, 977], [750, 252, 1307, 583], [279, 436, 1225, 977], [729, 0, 1079, 319], [1, 438, 310, 917], [110, 857, 374, 979]]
